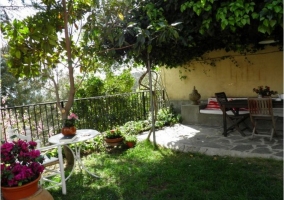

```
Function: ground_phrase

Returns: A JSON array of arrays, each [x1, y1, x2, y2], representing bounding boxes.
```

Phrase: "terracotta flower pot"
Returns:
[[62, 126, 76, 136], [104, 137, 123, 143], [104, 137, 123, 146], [1, 175, 41, 200], [126, 141, 135, 148]]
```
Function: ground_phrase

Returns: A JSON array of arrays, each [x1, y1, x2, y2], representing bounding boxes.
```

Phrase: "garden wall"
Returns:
[[160, 46, 283, 102]]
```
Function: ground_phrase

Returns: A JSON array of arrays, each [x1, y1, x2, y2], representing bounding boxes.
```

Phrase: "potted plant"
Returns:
[[253, 86, 277, 97], [124, 135, 137, 148], [104, 128, 123, 145], [62, 112, 79, 136], [1, 139, 45, 200]]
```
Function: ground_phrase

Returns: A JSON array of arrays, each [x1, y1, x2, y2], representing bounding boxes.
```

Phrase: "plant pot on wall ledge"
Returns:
[[189, 86, 201, 105]]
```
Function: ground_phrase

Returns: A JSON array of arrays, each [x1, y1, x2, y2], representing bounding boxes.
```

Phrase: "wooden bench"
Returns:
[[181, 97, 283, 129], [199, 97, 248, 115]]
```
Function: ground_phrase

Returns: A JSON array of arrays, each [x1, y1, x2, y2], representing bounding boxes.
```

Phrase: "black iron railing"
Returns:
[[1, 90, 165, 145]]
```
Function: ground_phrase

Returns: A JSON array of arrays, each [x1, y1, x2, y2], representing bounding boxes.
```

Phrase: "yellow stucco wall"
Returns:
[[160, 46, 283, 100]]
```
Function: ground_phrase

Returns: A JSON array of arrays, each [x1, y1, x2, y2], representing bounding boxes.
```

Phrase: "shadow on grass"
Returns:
[[48, 140, 283, 200]]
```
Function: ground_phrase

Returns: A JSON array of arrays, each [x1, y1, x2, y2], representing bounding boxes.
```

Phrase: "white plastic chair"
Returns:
[[12, 128, 67, 195]]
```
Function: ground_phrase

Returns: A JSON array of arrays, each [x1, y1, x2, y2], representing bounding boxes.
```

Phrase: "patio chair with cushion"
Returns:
[[215, 92, 250, 136], [247, 98, 278, 141]]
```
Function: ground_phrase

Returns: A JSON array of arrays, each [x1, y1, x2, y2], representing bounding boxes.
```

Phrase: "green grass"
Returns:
[[48, 141, 283, 200]]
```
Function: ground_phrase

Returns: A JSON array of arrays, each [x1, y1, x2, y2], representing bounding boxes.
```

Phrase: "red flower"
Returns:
[[1, 140, 45, 187]]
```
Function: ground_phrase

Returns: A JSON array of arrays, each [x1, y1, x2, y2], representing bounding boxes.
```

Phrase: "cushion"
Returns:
[[203, 97, 249, 111], [200, 109, 249, 115], [205, 98, 220, 110], [200, 109, 223, 114]]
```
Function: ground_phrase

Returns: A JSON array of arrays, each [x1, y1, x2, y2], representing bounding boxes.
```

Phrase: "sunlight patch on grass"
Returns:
[[48, 141, 283, 200]]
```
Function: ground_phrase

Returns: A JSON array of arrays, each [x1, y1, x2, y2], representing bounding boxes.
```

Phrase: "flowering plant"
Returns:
[[105, 128, 122, 139], [124, 135, 137, 143], [253, 86, 277, 96], [63, 113, 79, 127], [1, 140, 45, 187]]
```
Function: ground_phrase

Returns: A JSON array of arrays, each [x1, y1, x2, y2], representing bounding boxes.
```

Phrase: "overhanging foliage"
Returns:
[[82, 0, 283, 68]]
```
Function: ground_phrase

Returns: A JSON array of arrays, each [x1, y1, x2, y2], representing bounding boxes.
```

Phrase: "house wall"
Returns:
[[160, 46, 283, 103]]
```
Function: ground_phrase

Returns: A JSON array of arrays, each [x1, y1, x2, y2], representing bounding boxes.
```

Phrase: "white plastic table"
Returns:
[[48, 129, 101, 179]]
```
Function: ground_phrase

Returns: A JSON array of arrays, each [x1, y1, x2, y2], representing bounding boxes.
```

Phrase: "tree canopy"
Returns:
[[1, 0, 94, 117], [1, 59, 46, 107], [82, 0, 283, 69], [1, 0, 282, 107], [75, 69, 135, 98], [2, 0, 282, 75]]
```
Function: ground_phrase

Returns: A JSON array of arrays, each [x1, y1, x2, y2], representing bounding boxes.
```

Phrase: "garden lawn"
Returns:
[[49, 141, 283, 200]]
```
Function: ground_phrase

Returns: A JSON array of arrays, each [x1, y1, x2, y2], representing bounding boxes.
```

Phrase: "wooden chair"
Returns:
[[215, 92, 250, 136], [12, 128, 67, 195], [247, 98, 278, 141]]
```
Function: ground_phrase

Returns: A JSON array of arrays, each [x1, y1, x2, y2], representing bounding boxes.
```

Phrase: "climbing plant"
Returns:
[[1, 0, 283, 105], [79, 0, 282, 70]]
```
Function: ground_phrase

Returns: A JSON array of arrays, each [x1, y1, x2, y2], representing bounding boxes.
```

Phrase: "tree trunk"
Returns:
[[61, 0, 75, 167], [63, 146, 74, 168], [146, 53, 157, 148]]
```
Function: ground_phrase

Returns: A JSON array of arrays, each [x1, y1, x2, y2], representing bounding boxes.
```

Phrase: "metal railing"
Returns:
[[1, 90, 165, 145]]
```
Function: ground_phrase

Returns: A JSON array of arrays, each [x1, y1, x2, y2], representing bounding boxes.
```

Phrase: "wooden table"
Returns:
[[221, 99, 283, 136]]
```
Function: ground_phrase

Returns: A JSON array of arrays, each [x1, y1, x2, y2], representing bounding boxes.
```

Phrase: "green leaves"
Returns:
[[193, 4, 202, 16], [216, 0, 255, 30], [257, 0, 283, 34], [181, 0, 212, 16], [221, 19, 228, 30], [251, 12, 259, 19], [3, 0, 282, 81], [269, 20, 277, 27], [15, 50, 21, 59], [2, 0, 92, 79]]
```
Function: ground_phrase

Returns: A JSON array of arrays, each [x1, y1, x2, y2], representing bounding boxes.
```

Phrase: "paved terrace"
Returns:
[[138, 124, 283, 160]]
